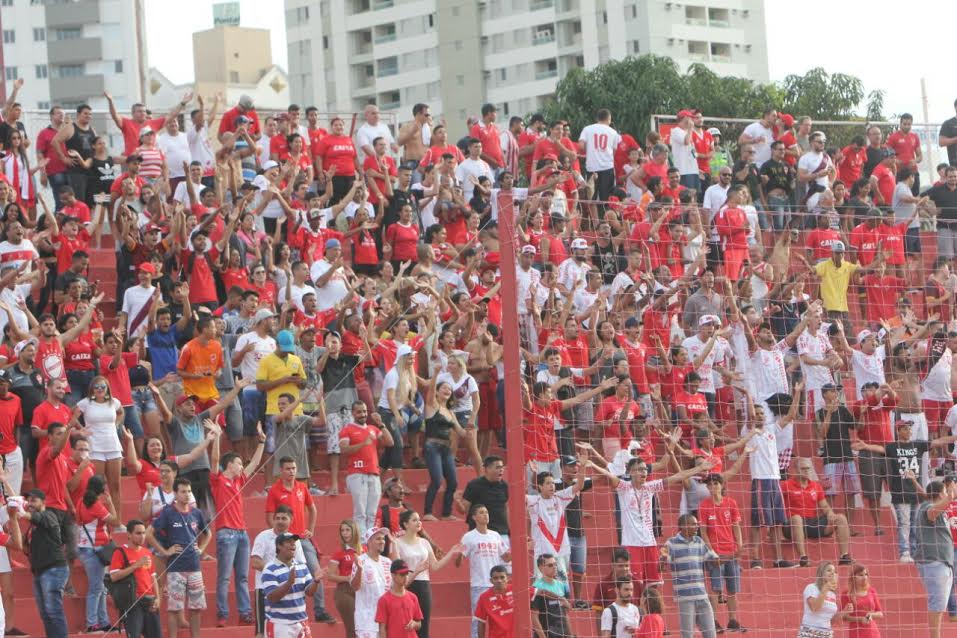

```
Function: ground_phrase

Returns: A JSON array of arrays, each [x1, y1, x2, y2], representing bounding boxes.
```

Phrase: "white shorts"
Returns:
[[326, 410, 349, 455], [90, 450, 123, 462], [0, 547, 10, 574], [356, 631, 377, 638], [264, 619, 312, 638]]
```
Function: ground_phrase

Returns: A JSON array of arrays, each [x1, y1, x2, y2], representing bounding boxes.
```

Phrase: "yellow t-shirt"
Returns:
[[815, 259, 859, 313], [256, 352, 306, 415]]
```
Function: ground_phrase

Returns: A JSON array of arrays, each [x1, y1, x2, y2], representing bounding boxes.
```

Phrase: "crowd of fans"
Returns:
[[1, 75, 957, 638]]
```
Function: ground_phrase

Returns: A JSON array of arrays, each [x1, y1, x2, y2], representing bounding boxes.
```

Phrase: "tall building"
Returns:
[[0, 0, 148, 111], [284, 0, 769, 133]]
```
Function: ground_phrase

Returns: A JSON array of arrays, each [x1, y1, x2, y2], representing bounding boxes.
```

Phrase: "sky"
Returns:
[[145, 0, 957, 123]]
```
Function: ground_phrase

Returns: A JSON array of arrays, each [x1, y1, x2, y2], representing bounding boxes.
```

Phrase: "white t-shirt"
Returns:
[[668, 126, 697, 175], [253, 174, 284, 219], [436, 371, 479, 414], [515, 264, 541, 316], [354, 553, 392, 632], [771, 415, 793, 455], [850, 347, 886, 398], [460, 528, 510, 588], [796, 329, 834, 391], [800, 583, 838, 630], [278, 282, 314, 312], [742, 121, 773, 166], [76, 398, 123, 455], [578, 123, 621, 172], [682, 335, 717, 394], [0, 283, 31, 338], [750, 341, 790, 401], [490, 187, 528, 222], [378, 367, 400, 410], [234, 332, 276, 381], [157, 132, 191, 179], [748, 426, 779, 480], [0, 239, 39, 271], [355, 122, 395, 164], [600, 602, 641, 638], [556, 257, 590, 293], [527, 487, 575, 559], [172, 179, 203, 206], [251, 528, 306, 589], [798, 151, 831, 188], [616, 479, 663, 547], [702, 183, 729, 238], [455, 158, 492, 200], [920, 347, 952, 402], [309, 260, 350, 311], [121, 284, 156, 338], [343, 201, 375, 221], [187, 125, 215, 173]]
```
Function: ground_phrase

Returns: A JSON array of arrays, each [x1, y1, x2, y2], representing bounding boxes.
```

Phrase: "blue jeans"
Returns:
[[893, 502, 917, 556], [215, 528, 251, 619], [423, 440, 457, 517], [33, 564, 69, 638], [947, 564, 957, 617], [767, 194, 791, 231], [48, 171, 69, 210], [77, 547, 109, 628], [300, 539, 327, 615], [67, 369, 96, 406], [241, 386, 266, 436], [131, 387, 158, 424]]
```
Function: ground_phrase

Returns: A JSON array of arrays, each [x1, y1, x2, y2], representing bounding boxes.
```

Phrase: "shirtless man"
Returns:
[[887, 323, 935, 483], [397, 104, 432, 178], [466, 325, 504, 458]]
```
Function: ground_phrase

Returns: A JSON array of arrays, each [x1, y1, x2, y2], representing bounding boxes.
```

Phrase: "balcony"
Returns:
[[47, 37, 101, 64], [44, 0, 99, 28], [535, 68, 559, 80], [530, 0, 554, 10], [372, 0, 394, 8], [532, 29, 556, 45], [49, 74, 105, 102], [377, 57, 399, 77]]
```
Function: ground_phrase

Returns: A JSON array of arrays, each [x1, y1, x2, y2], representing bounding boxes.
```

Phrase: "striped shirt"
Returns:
[[261, 558, 314, 623], [663, 533, 717, 601]]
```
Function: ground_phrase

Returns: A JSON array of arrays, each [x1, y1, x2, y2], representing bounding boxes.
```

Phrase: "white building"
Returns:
[[0, 0, 148, 112], [284, 0, 769, 135], [147, 66, 292, 115]]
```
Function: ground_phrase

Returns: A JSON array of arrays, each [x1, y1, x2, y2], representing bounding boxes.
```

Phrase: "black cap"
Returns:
[[275, 532, 300, 546], [0, 369, 11, 383], [390, 559, 411, 574], [560, 455, 579, 467], [240, 181, 257, 191], [26, 488, 45, 500]]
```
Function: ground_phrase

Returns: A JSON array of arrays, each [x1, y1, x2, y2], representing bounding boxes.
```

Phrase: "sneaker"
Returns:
[[749, 560, 763, 569], [773, 560, 797, 568], [239, 615, 256, 625], [573, 600, 590, 610], [5, 628, 28, 636], [900, 552, 914, 564], [314, 611, 337, 624], [714, 621, 725, 634], [216, 617, 227, 628], [85, 626, 105, 633], [309, 486, 326, 497], [799, 555, 809, 567], [839, 554, 853, 566], [726, 619, 746, 633]]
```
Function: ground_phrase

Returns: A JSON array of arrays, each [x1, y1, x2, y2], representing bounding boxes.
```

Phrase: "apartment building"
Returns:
[[0, 0, 148, 111], [285, 0, 768, 134]]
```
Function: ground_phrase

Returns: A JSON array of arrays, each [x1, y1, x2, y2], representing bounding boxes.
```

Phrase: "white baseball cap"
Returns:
[[571, 238, 588, 250]]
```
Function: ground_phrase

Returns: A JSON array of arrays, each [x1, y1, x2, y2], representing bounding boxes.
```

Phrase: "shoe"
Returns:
[[773, 560, 797, 568], [726, 619, 746, 632], [64, 583, 77, 596], [900, 552, 914, 563], [573, 599, 590, 610], [309, 486, 326, 497], [216, 617, 227, 628], [714, 621, 725, 634], [799, 555, 809, 567], [239, 614, 256, 625], [5, 628, 28, 636], [839, 554, 853, 566], [314, 611, 337, 624], [411, 457, 426, 469], [85, 626, 104, 634], [749, 560, 762, 569]]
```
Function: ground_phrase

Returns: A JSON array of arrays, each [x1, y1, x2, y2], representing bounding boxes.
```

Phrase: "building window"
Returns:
[[427, 14, 433, 28], [501, 102, 509, 115], [38, 101, 50, 110], [498, 68, 507, 82], [572, 21, 581, 34], [230, 71, 239, 82], [0, 0, 13, 7], [2, 29, 14, 44], [54, 28, 82, 40], [114, 60, 123, 73], [377, 56, 398, 77], [322, 35, 329, 49], [4, 67, 17, 81], [631, 40, 640, 54], [454, 39, 463, 50], [35, 64, 47, 79], [33, 27, 45, 41], [56, 64, 84, 78]]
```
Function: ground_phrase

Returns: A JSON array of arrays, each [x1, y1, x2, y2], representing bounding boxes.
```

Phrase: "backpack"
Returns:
[[607, 604, 619, 637], [103, 547, 137, 614]]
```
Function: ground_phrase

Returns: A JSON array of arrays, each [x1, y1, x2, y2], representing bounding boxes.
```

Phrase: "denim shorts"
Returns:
[[707, 559, 741, 594], [121, 405, 144, 438], [131, 387, 157, 419], [917, 560, 954, 612], [569, 534, 586, 575]]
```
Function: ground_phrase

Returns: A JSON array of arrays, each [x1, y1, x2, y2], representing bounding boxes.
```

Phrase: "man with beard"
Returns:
[[339, 401, 394, 536], [556, 238, 591, 296], [598, 579, 640, 638], [28, 293, 103, 385]]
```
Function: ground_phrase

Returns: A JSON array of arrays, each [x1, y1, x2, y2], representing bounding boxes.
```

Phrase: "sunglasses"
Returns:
[[93, 384, 107, 390]]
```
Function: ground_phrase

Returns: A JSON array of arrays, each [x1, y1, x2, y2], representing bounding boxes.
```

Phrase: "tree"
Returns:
[[780, 68, 865, 120]]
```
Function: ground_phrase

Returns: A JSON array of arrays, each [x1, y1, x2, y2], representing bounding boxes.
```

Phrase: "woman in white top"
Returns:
[[377, 347, 425, 490], [799, 561, 840, 637], [71, 374, 124, 508], [435, 354, 482, 474], [682, 207, 706, 266], [393, 510, 463, 638]]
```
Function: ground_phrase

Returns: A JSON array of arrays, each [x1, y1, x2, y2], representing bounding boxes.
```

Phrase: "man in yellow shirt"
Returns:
[[813, 241, 882, 337], [256, 329, 307, 485]]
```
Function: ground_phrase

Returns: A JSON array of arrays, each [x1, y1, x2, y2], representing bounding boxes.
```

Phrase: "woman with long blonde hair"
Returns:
[[377, 346, 425, 491], [71, 375, 125, 513], [328, 519, 362, 638], [799, 561, 840, 637]]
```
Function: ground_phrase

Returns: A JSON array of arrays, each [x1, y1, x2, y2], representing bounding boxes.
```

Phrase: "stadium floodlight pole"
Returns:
[[496, 190, 531, 636]]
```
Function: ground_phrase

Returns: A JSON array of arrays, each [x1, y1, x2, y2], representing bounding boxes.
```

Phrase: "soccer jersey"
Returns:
[[617, 479, 664, 547], [527, 487, 575, 559]]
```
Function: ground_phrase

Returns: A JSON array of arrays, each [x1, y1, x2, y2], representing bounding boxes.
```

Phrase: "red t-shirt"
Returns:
[[67, 457, 95, 505], [351, 225, 379, 266], [692, 129, 714, 173], [877, 222, 906, 265], [36, 444, 71, 511], [270, 134, 291, 162], [551, 335, 589, 383], [698, 496, 741, 555], [470, 122, 504, 168], [620, 338, 650, 394], [861, 274, 904, 324], [308, 127, 328, 158], [781, 478, 825, 519], [62, 201, 91, 224], [99, 352, 138, 407], [64, 332, 97, 372], [805, 228, 842, 261], [53, 228, 92, 274], [329, 547, 359, 577], [839, 588, 883, 638], [849, 223, 880, 266], [614, 134, 640, 179], [265, 480, 315, 537], [636, 613, 665, 638], [35, 126, 68, 175], [641, 160, 669, 185], [522, 400, 562, 463], [661, 365, 693, 403], [110, 171, 146, 197], [852, 395, 897, 445], [838, 145, 866, 183], [209, 472, 248, 530], [375, 590, 424, 638], [120, 116, 167, 156], [778, 131, 798, 167], [886, 131, 920, 167], [385, 222, 420, 262], [363, 155, 397, 206], [946, 501, 957, 545], [181, 247, 219, 304], [0, 393, 22, 455], [693, 446, 726, 475], [716, 207, 748, 250], [32, 400, 72, 454], [77, 500, 111, 546], [316, 135, 358, 177], [339, 423, 382, 475], [595, 397, 640, 442], [870, 163, 896, 205], [217, 106, 261, 138], [474, 585, 514, 638], [418, 144, 464, 170], [110, 544, 155, 597]]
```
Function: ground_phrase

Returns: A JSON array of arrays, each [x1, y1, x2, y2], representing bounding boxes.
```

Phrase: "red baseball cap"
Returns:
[[677, 109, 695, 119], [779, 113, 795, 127], [138, 262, 157, 275]]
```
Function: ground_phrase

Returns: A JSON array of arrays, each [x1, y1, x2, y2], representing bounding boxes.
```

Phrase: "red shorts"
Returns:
[[478, 379, 501, 431], [625, 545, 662, 586], [724, 248, 748, 281], [922, 399, 952, 435]]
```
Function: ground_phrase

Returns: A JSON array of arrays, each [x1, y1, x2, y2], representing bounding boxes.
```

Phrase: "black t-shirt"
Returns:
[[462, 476, 509, 535], [591, 241, 624, 285], [816, 406, 857, 464], [7, 365, 46, 424], [731, 160, 762, 202], [927, 183, 957, 224], [885, 441, 929, 504], [531, 587, 572, 638], [760, 158, 793, 195], [864, 146, 884, 179], [555, 477, 593, 538], [940, 117, 957, 166]]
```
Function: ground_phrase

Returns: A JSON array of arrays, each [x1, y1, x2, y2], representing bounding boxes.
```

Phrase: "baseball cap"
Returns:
[[571, 237, 588, 250], [325, 238, 341, 250], [543, 152, 558, 162], [26, 488, 45, 500], [390, 559, 412, 575], [253, 308, 275, 325], [831, 241, 846, 253], [274, 532, 300, 546], [175, 394, 200, 407], [707, 127, 721, 136], [146, 224, 164, 234], [521, 245, 537, 255], [856, 329, 875, 343], [138, 262, 157, 275], [560, 455, 579, 467], [676, 109, 695, 119], [362, 526, 388, 544], [308, 208, 323, 220], [13, 337, 37, 358], [139, 126, 154, 138], [276, 330, 295, 353], [698, 314, 721, 327], [262, 160, 279, 171], [238, 95, 254, 109], [779, 114, 795, 127]]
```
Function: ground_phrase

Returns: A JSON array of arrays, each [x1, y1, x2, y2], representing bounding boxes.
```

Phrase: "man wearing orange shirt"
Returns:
[[176, 316, 224, 407]]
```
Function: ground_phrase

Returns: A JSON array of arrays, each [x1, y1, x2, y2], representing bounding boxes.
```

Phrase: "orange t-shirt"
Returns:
[[176, 338, 223, 401]]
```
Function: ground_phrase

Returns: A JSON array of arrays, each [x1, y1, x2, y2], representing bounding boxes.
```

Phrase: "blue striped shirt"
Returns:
[[261, 559, 314, 622], [664, 533, 718, 601]]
